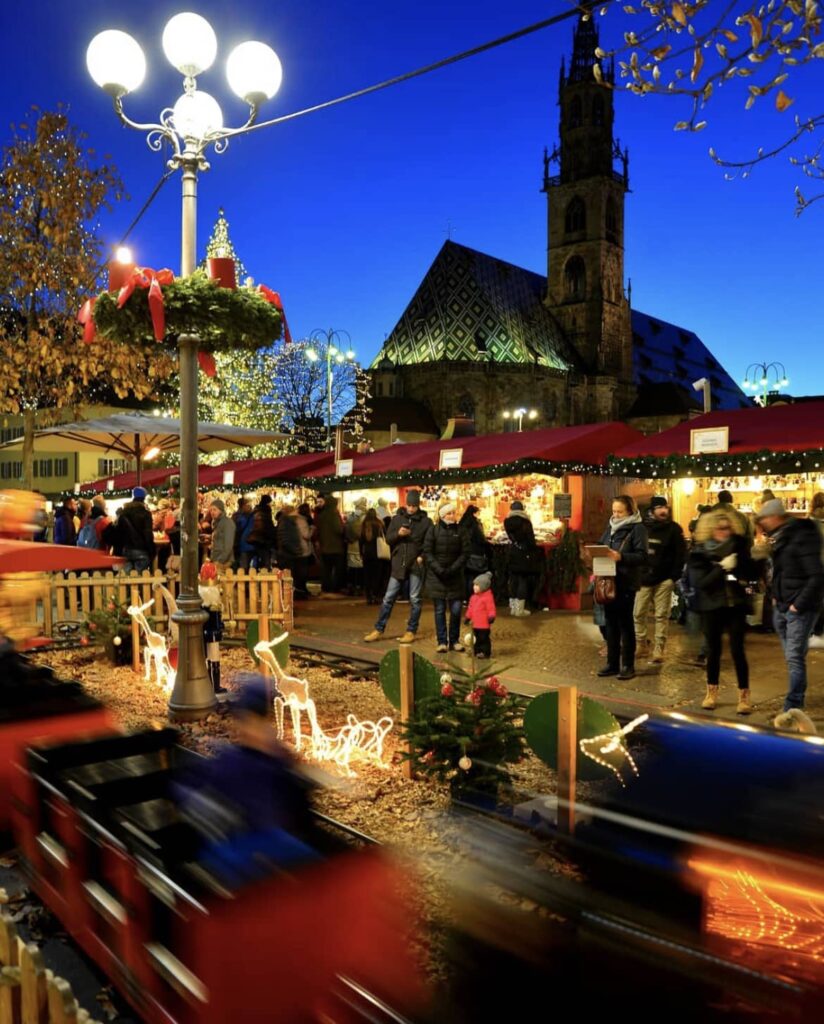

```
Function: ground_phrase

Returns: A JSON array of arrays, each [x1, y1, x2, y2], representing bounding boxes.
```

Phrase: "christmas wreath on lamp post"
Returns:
[[81, 268, 286, 365]]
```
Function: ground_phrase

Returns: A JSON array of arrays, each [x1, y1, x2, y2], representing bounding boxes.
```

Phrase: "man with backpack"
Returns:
[[53, 497, 77, 545], [118, 486, 156, 573]]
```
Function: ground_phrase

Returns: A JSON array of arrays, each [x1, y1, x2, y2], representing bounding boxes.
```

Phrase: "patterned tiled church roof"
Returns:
[[370, 241, 581, 371], [371, 240, 748, 412]]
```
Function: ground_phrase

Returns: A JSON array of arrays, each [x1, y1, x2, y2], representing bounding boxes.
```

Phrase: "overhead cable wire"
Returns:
[[244, 4, 586, 136]]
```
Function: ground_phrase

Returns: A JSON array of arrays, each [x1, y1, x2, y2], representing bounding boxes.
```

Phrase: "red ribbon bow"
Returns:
[[117, 267, 175, 341], [258, 284, 292, 344]]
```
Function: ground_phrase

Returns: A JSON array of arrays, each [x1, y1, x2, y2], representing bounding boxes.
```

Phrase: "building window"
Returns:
[[564, 196, 586, 234], [0, 426, 24, 443], [33, 459, 53, 478], [0, 462, 22, 480], [457, 393, 475, 420], [376, 381, 383, 397], [564, 256, 586, 300], [569, 95, 582, 129], [55, 458, 69, 476], [592, 94, 605, 126], [605, 196, 618, 243], [98, 458, 130, 476]]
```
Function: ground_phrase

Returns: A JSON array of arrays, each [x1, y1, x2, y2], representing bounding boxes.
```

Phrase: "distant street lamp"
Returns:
[[306, 329, 355, 449], [86, 12, 283, 720], [502, 407, 538, 432], [741, 362, 789, 406]]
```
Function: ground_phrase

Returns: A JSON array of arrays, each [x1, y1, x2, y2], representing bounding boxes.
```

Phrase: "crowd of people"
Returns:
[[593, 490, 824, 715], [41, 481, 824, 713]]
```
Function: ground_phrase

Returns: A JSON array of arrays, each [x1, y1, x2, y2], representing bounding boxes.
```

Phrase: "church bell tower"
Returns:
[[543, 13, 632, 381]]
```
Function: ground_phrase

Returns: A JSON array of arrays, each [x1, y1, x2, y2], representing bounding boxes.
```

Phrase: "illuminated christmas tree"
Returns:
[[202, 206, 248, 284]]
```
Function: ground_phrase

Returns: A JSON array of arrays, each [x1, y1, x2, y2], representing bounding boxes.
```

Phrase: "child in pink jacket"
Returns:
[[465, 572, 496, 659]]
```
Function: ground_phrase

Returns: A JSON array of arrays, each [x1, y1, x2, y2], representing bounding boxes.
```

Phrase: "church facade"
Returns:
[[367, 14, 747, 440]]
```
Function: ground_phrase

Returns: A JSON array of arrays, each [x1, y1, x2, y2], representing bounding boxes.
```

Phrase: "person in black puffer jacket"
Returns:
[[596, 495, 648, 681], [689, 509, 757, 714], [459, 504, 490, 600], [424, 502, 470, 653], [504, 501, 539, 618], [363, 489, 431, 645]]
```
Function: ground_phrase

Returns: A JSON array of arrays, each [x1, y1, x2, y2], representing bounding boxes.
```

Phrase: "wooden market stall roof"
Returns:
[[609, 400, 824, 476], [81, 450, 348, 496], [303, 421, 644, 490]]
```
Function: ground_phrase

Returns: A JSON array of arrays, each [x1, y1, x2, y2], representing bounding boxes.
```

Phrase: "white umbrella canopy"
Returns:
[[0, 413, 288, 484]]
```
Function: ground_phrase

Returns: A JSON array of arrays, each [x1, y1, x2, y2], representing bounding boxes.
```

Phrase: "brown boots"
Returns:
[[701, 685, 718, 710], [701, 685, 755, 714]]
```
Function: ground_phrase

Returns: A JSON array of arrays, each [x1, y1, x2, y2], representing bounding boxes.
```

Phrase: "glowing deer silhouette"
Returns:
[[254, 632, 320, 751], [253, 631, 393, 773], [128, 599, 175, 691]]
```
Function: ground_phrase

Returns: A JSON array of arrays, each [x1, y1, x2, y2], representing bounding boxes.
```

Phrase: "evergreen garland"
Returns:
[[92, 270, 282, 353], [399, 665, 526, 802]]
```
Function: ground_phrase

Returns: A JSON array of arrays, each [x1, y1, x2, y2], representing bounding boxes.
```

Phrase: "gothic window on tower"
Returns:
[[457, 393, 475, 420], [564, 196, 586, 235], [605, 196, 618, 243], [564, 256, 586, 301], [569, 95, 582, 128], [592, 94, 605, 127]]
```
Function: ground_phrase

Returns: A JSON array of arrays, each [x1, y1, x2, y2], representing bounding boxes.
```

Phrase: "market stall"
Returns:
[[302, 422, 643, 608], [609, 401, 824, 533]]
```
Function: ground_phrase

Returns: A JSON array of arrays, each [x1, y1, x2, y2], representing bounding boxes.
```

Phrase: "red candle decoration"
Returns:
[[108, 260, 135, 292], [207, 257, 237, 289]]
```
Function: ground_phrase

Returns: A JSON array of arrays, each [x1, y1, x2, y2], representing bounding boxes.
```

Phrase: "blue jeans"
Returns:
[[434, 598, 462, 646], [122, 548, 151, 573], [374, 574, 423, 635], [774, 606, 818, 710]]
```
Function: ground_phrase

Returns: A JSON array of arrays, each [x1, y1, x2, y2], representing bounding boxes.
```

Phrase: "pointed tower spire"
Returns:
[[203, 207, 249, 283]]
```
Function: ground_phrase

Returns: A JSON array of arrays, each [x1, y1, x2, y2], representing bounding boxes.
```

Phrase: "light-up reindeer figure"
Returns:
[[254, 632, 320, 751], [128, 599, 175, 691]]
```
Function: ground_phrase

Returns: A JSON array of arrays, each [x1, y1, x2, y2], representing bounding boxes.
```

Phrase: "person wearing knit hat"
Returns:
[[363, 488, 432, 645], [209, 496, 236, 573], [465, 571, 496, 658], [423, 501, 469, 652], [119, 485, 156, 573], [633, 495, 685, 664]]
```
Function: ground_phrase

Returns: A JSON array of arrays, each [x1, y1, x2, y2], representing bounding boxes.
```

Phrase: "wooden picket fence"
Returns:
[[0, 913, 101, 1024], [16, 568, 293, 639]]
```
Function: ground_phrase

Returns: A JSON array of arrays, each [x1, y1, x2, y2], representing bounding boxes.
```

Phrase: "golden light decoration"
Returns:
[[254, 633, 394, 776], [579, 713, 648, 786], [689, 857, 824, 982], [128, 599, 176, 692]]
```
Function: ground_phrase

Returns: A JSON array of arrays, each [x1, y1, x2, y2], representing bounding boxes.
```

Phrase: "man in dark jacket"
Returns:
[[633, 497, 686, 664], [757, 499, 824, 711], [315, 494, 346, 594], [53, 497, 77, 545], [364, 489, 431, 644], [118, 486, 155, 573]]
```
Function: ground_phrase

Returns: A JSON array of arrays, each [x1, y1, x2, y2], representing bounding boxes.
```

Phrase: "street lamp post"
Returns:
[[501, 407, 538, 432], [741, 362, 790, 407], [87, 13, 283, 719], [305, 329, 355, 450]]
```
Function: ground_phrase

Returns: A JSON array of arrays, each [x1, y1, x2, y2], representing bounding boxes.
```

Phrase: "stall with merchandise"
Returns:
[[303, 422, 643, 608], [609, 401, 824, 533]]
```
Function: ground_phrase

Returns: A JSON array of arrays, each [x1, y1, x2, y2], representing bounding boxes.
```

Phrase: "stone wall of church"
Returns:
[[385, 363, 637, 435]]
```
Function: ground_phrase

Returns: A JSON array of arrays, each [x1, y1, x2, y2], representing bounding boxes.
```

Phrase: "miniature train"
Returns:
[[10, 726, 426, 1024]]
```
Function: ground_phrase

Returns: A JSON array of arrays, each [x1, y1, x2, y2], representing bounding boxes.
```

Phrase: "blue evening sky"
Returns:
[[2, 2, 822, 392]]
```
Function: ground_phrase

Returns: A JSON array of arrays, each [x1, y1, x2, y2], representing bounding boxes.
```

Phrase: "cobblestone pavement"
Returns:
[[291, 594, 824, 729]]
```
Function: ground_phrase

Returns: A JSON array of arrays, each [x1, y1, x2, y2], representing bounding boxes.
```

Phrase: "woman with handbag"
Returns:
[[596, 495, 648, 680], [459, 504, 490, 600], [504, 501, 539, 617], [360, 508, 388, 605], [688, 510, 756, 713]]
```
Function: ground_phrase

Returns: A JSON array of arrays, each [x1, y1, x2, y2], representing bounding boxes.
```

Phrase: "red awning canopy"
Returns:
[[0, 540, 122, 574], [610, 401, 824, 475], [303, 422, 643, 487]]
